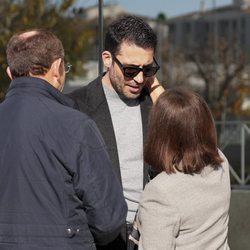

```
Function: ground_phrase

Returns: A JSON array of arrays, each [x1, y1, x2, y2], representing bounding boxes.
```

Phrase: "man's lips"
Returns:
[[127, 84, 141, 94]]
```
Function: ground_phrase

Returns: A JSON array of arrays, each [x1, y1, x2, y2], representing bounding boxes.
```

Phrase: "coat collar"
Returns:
[[85, 75, 151, 111], [6, 76, 74, 108]]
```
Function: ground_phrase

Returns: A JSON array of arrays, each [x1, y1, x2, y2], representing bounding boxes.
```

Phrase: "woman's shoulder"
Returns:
[[146, 171, 184, 192], [217, 148, 230, 171], [218, 149, 228, 162]]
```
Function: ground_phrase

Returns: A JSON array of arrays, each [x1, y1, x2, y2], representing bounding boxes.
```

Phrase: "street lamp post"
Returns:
[[213, 0, 218, 83], [98, 0, 103, 75]]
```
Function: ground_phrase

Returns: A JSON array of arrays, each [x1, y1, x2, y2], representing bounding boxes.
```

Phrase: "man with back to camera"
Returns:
[[68, 15, 165, 249], [0, 29, 127, 250]]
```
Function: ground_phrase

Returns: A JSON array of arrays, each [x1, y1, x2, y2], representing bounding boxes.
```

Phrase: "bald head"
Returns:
[[6, 29, 64, 78], [19, 30, 39, 39]]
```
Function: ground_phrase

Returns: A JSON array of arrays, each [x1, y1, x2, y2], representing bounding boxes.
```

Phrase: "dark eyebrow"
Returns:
[[124, 61, 154, 68]]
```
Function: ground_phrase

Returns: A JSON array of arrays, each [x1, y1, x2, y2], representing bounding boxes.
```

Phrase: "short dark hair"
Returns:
[[6, 29, 64, 78], [144, 88, 223, 175], [104, 15, 157, 55]]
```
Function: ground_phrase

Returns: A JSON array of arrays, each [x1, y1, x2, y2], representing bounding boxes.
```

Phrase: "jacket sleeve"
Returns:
[[71, 118, 127, 245], [137, 180, 180, 250]]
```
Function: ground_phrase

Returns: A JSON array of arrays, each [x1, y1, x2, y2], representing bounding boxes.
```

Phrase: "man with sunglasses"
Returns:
[[68, 15, 164, 250]]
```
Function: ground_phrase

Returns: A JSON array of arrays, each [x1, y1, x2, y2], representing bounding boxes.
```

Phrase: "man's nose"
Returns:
[[133, 71, 144, 84]]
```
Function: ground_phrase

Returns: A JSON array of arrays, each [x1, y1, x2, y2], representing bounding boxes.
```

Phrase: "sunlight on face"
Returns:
[[108, 43, 155, 99]]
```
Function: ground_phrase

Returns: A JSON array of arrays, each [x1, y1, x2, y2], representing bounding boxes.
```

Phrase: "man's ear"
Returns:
[[102, 51, 112, 68], [51, 58, 62, 79], [6, 67, 13, 80]]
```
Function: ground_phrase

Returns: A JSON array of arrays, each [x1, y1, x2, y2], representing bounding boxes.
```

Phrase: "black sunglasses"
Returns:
[[112, 55, 160, 78]]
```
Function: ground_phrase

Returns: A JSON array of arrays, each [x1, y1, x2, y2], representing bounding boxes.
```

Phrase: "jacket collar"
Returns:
[[87, 74, 151, 108], [6, 76, 74, 108]]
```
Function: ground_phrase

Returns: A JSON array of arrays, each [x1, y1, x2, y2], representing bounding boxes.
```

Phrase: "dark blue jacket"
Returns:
[[0, 77, 127, 250]]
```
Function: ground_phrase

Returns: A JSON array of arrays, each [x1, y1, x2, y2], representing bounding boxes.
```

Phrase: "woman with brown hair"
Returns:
[[137, 88, 230, 250]]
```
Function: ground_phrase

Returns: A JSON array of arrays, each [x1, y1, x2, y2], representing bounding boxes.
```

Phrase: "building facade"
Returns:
[[168, 0, 250, 60]]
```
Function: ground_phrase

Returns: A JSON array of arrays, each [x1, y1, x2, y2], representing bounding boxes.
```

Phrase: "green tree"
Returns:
[[0, 0, 94, 102], [156, 12, 167, 22], [165, 36, 248, 120], [188, 36, 246, 120]]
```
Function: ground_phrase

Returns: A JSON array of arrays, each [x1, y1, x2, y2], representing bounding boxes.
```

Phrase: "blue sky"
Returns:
[[76, 0, 232, 18], [118, 0, 232, 18]]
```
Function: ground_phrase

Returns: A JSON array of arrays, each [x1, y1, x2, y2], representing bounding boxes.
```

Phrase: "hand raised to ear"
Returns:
[[146, 76, 165, 103]]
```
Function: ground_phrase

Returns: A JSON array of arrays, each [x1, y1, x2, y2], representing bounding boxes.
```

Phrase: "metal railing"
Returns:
[[215, 121, 250, 189]]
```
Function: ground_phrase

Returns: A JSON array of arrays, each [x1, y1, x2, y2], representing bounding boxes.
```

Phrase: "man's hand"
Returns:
[[146, 76, 165, 103]]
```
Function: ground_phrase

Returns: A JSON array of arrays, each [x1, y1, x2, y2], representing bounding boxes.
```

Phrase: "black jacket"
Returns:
[[67, 76, 152, 187], [0, 77, 127, 250]]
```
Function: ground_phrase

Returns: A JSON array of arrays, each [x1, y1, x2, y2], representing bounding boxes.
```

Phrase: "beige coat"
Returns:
[[137, 150, 230, 250]]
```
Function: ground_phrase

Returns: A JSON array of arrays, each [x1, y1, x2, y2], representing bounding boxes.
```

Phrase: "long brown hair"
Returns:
[[144, 88, 223, 175]]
